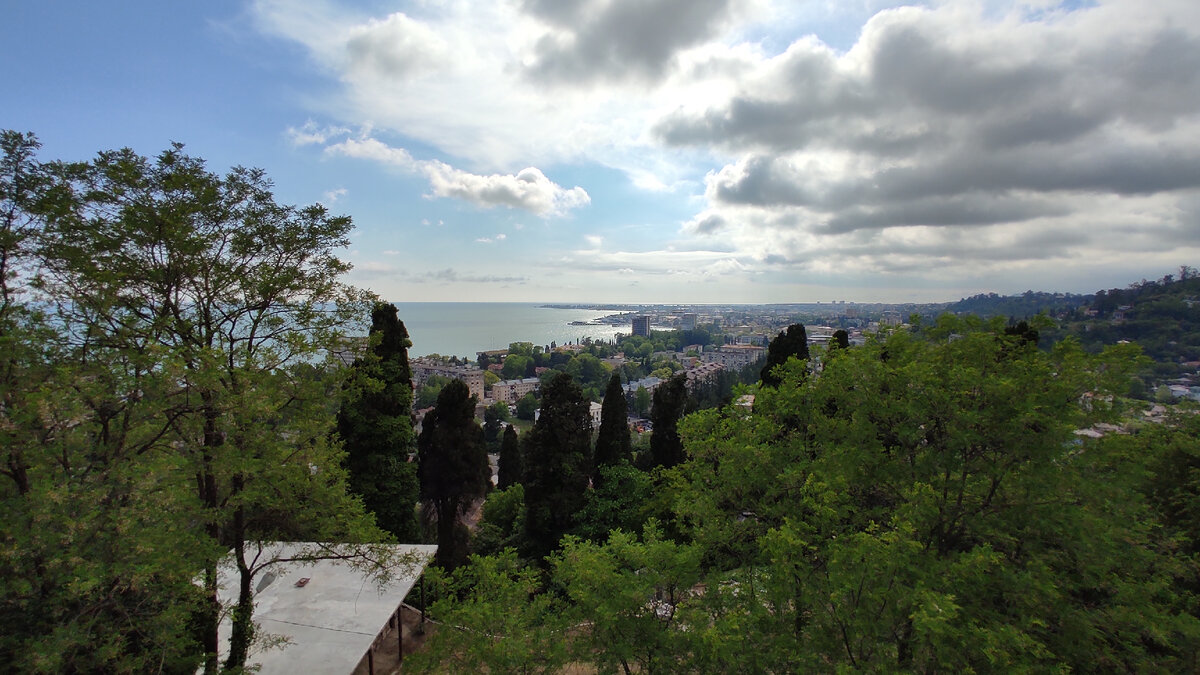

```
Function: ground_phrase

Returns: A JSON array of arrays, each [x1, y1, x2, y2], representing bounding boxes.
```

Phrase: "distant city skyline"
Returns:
[[4, 1, 1199, 303]]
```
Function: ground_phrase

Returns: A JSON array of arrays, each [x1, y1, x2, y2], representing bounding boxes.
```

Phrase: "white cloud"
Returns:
[[323, 187, 347, 203], [257, 0, 1200, 286], [286, 120, 350, 146], [325, 135, 589, 216], [425, 162, 590, 216]]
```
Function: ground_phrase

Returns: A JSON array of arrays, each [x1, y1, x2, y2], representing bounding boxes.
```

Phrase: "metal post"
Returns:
[[398, 607, 404, 664]]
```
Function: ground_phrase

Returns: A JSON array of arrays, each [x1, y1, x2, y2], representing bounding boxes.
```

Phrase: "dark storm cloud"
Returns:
[[521, 0, 736, 85]]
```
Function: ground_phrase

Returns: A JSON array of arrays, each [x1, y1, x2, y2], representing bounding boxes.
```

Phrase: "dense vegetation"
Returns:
[[408, 317, 1200, 673], [0, 132, 399, 673], [6, 131, 1200, 672]]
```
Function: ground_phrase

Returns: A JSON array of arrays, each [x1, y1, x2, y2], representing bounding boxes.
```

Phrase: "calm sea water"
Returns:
[[391, 302, 631, 359]]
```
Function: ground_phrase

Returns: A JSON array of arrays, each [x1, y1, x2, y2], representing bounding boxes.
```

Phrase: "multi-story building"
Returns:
[[631, 315, 651, 337], [492, 377, 541, 404], [700, 344, 765, 369], [411, 359, 486, 402], [681, 313, 697, 331]]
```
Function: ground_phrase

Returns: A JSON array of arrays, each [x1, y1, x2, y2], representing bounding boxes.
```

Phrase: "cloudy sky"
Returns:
[[4, 0, 1199, 303]]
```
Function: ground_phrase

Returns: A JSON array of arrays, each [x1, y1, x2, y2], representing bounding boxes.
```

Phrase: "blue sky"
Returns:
[[4, 1, 1198, 303]]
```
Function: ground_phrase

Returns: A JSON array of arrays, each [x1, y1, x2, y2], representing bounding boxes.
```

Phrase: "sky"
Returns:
[[3, 0, 1199, 303]]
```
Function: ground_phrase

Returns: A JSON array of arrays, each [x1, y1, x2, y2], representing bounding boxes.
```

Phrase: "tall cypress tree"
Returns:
[[648, 373, 688, 469], [418, 379, 489, 570], [521, 372, 593, 561], [593, 372, 632, 483], [498, 424, 521, 490], [761, 323, 810, 387], [336, 303, 421, 541]]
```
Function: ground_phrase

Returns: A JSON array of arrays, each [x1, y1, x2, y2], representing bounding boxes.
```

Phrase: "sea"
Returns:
[[391, 302, 632, 359]]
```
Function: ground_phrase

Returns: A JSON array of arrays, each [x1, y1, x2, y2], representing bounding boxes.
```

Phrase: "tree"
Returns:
[[336, 302, 420, 542], [405, 551, 569, 674], [484, 399, 511, 445], [5, 137, 386, 673], [594, 372, 632, 482], [669, 319, 1189, 671], [634, 385, 651, 417], [498, 424, 522, 490], [418, 379, 490, 570], [521, 372, 593, 560], [515, 391, 539, 420], [831, 328, 849, 350], [647, 373, 688, 469], [502, 354, 532, 380], [760, 323, 809, 387]]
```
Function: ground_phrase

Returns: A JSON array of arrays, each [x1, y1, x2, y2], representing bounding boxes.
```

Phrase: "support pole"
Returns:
[[398, 607, 404, 664]]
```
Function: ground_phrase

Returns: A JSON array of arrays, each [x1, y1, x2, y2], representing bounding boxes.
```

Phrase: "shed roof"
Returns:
[[213, 542, 437, 674]]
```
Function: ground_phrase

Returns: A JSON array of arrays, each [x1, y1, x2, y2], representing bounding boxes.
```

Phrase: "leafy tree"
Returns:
[[498, 424, 522, 490], [593, 372, 632, 482], [336, 302, 420, 541], [515, 391, 538, 420], [502, 353, 532, 380], [521, 372, 593, 560], [760, 323, 809, 387], [418, 379, 490, 570], [553, 524, 701, 674], [33, 140, 389, 672], [483, 399, 510, 446], [572, 462, 653, 543], [831, 328, 849, 350], [406, 551, 569, 674], [416, 374, 453, 408], [634, 385, 651, 417], [472, 483, 526, 557], [671, 318, 1190, 671], [647, 373, 688, 469]]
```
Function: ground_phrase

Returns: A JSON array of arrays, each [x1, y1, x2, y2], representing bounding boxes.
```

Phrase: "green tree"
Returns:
[[336, 302, 420, 541], [521, 372, 593, 560], [502, 353, 532, 380], [483, 399, 511, 447], [831, 328, 849, 350], [418, 379, 490, 570], [647, 373, 688, 469], [405, 551, 569, 674], [593, 372, 633, 482], [671, 318, 1190, 671], [6, 137, 386, 673], [515, 391, 538, 420], [498, 424, 522, 490], [634, 385, 651, 417], [554, 524, 701, 674], [760, 323, 809, 387]]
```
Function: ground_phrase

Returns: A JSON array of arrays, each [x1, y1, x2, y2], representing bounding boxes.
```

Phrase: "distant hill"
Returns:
[[1058, 270, 1200, 380], [944, 290, 1090, 318]]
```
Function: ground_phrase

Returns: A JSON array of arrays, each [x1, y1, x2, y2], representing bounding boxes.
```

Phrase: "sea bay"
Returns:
[[390, 302, 630, 359]]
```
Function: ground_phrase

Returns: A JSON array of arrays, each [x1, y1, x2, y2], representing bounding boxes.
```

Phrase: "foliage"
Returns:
[[0, 134, 386, 673], [418, 379, 490, 570], [417, 374, 455, 409], [337, 302, 420, 541], [521, 372, 593, 561], [472, 484, 526, 558], [647, 373, 688, 469], [497, 424, 522, 491], [515, 392, 539, 420], [553, 523, 702, 674], [593, 371, 632, 481], [572, 462, 654, 544], [483, 399, 510, 447], [634, 385, 651, 417], [405, 550, 570, 675], [760, 323, 809, 387]]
